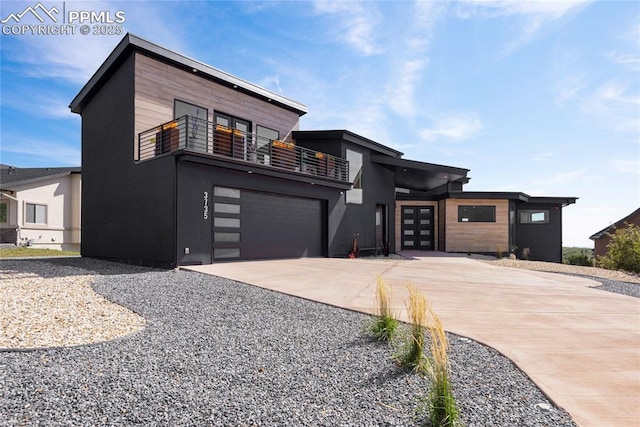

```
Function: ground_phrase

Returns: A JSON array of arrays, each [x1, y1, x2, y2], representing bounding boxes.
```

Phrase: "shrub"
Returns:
[[566, 253, 592, 266], [598, 223, 640, 273], [426, 309, 460, 427], [370, 276, 399, 342], [397, 284, 430, 374], [521, 247, 531, 260]]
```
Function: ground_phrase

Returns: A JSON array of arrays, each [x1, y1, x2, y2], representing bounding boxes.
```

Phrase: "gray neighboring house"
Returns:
[[0, 165, 81, 250]]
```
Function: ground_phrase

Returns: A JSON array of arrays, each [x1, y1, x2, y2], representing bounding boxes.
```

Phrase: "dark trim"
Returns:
[[293, 130, 403, 158], [446, 192, 577, 206], [177, 151, 352, 190], [70, 33, 307, 116]]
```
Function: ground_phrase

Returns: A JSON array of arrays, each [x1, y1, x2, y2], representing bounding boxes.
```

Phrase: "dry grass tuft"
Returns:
[[370, 276, 398, 342]]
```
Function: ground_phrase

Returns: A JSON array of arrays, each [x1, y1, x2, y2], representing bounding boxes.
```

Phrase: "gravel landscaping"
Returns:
[[0, 258, 583, 426]]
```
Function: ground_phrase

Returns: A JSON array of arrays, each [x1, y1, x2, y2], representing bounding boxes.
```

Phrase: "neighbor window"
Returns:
[[346, 149, 363, 204], [458, 205, 496, 222], [519, 210, 549, 224], [0, 203, 7, 223], [25, 203, 47, 224]]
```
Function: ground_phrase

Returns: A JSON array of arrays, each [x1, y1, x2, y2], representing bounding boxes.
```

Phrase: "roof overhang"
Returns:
[[371, 155, 469, 192], [70, 33, 307, 116], [446, 192, 578, 206]]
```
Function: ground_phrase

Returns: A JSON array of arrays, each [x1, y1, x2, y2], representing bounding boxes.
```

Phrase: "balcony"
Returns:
[[137, 116, 349, 182]]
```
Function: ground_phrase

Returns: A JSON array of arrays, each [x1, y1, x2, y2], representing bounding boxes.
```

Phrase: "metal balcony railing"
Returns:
[[137, 115, 349, 182]]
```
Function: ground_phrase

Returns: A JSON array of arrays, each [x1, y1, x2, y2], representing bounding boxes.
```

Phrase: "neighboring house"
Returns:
[[69, 33, 576, 268], [589, 208, 640, 260], [0, 165, 81, 250]]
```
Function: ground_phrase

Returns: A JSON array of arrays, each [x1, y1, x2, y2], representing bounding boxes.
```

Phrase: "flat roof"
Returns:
[[70, 33, 307, 116], [446, 192, 578, 206], [294, 130, 404, 158]]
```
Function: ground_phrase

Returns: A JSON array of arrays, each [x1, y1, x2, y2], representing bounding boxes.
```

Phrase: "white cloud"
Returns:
[[256, 75, 283, 95], [531, 152, 553, 161], [312, 1, 382, 56], [454, 0, 593, 55], [1, 137, 80, 166], [419, 112, 483, 143], [387, 59, 428, 117], [609, 159, 640, 176], [554, 72, 588, 105], [606, 51, 640, 70], [580, 79, 640, 134]]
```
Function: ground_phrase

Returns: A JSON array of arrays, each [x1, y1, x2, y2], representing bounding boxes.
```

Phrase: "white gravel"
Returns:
[[0, 260, 145, 349]]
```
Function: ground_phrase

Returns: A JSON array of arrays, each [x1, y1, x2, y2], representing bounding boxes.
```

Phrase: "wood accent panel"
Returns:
[[395, 201, 439, 251], [445, 199, 509, 253], [134, 53, 301, 151]]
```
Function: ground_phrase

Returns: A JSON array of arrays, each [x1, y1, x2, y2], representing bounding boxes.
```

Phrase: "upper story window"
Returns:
[[458, 205, 495, 222], [175, 99, 208, 148], [519, 210, 549, 224], [25, 203, 47, 224], [346, 149, 363, 204], [0, 202, 7, 223]]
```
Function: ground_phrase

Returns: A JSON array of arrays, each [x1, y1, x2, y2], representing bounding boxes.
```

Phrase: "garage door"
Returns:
[[212, 186, 323, 260]]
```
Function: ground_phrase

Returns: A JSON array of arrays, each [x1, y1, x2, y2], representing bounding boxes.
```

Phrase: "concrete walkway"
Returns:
[[184, 253, 640, 427]]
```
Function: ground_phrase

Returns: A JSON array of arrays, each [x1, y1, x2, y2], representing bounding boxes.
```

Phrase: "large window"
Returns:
[[346, 149, 363, 204], [174, 99, 208, 149], [519, 210, 549, 224], [25, 203, 47, 224], [0, 203, 7, 223], [458, 205, 495, 222]]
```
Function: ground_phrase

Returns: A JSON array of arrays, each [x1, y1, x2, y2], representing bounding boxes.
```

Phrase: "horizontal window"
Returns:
[[214, 203, 240, 214], [214, 217, 240, 228], [519, 210, 549, 224], [458, 205, 496, 223], [25, 203, 47, 224], [214, 248, 240, 259], [214, 232, 240, 242], [214, 187, 240, 199]]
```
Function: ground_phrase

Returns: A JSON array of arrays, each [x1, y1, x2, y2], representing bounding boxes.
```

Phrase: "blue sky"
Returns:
[[1, 0, 638, 247]]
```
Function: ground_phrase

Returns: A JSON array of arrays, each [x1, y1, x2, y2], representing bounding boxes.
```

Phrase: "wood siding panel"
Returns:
[[445, 199, 509, 253], [395, 201, 439, 251], [134, 53, 301, 152]]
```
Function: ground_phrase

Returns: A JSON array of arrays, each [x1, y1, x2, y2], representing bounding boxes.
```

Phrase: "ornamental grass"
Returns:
[[370, 276, 399, 342]]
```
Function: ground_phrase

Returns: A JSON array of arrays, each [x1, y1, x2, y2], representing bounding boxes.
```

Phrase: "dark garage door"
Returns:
[[212, 187, 323, 260]]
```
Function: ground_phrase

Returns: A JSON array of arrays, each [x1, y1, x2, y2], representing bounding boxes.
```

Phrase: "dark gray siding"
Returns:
[[331, 144, 396, 256], [81, 53, 177, 268], [175, 159, 342, 264], [515, 202, 563, 263], [294, 132, 397, 257]]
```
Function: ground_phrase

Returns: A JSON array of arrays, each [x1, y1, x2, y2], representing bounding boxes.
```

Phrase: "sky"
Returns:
[[0, 0, 638, 247]]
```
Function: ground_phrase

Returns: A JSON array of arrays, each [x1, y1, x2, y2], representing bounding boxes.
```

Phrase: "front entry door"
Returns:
[[401, 206, 434, 250]]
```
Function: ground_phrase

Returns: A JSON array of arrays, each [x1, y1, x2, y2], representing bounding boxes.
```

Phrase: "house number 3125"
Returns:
[[203, 191, 209, 220]]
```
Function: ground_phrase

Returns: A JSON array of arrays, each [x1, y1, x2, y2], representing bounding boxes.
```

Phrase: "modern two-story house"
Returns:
[[70, 34, 576, 268]]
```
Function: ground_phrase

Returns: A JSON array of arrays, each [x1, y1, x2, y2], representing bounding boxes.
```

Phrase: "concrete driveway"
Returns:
[[184, 253, 640, 427]]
